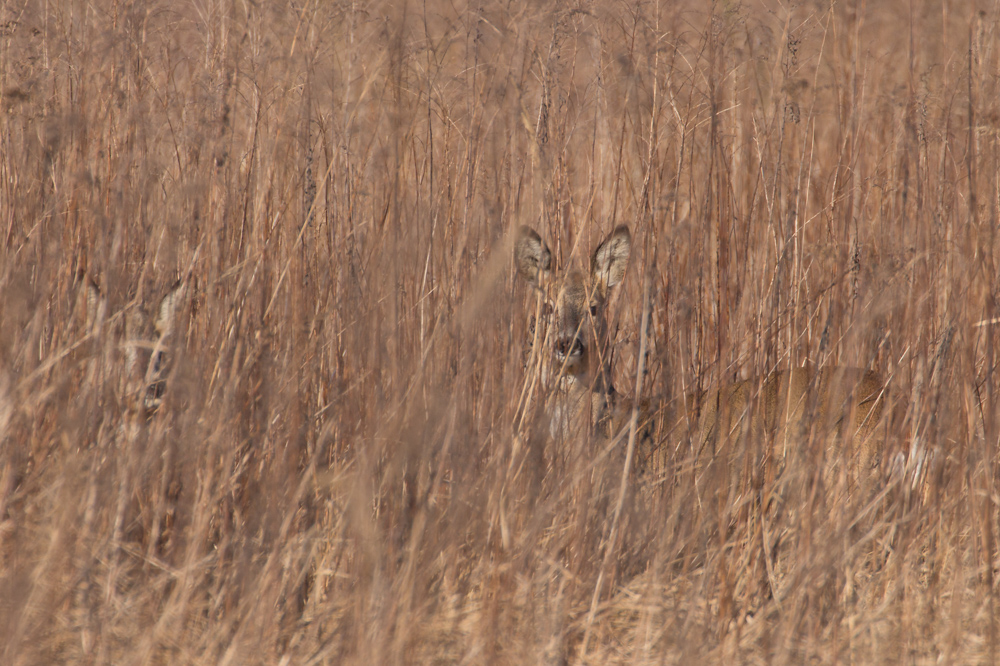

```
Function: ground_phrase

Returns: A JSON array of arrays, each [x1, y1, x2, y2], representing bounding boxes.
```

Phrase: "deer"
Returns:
[[82, 276, 186, 418], [513, 224, 886, 486]]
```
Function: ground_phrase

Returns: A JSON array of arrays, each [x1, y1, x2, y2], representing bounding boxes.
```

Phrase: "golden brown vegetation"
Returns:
[[1, 0, 999, 663]]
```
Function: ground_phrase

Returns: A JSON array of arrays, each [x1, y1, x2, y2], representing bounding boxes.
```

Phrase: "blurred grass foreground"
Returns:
[[1, 0, 999, 663]]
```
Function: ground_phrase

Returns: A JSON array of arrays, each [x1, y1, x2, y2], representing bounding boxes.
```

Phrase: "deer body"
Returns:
[[639, 366, 885, 481], [514, 225, 885, 480]]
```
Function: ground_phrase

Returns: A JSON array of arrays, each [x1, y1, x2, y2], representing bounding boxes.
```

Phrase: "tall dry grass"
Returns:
[[1, 0, 999, 663]]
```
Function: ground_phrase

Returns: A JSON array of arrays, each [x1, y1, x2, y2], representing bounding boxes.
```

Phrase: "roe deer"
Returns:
[[515, 224, 635, 442], [83, 277, 186, 416], [514, 225, 886, 481]]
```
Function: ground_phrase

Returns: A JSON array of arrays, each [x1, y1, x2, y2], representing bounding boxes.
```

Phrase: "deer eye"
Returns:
[[589, 304, 598, 317]]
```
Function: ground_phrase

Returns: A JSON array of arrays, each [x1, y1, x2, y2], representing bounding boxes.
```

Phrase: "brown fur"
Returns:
[[515, 225, 886, 482], [85, 279, 186, 416]]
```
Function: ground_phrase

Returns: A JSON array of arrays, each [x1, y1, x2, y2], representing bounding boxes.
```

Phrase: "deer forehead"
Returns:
[[544, 269, 601, 308]]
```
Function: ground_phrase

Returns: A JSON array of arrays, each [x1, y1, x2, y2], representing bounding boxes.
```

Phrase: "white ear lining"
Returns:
[[592, 226, 631, 289], [515, 226, 552, 286]]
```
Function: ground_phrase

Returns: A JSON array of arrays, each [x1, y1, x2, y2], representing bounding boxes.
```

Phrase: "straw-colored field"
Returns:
[[2, 0, 999, 663]]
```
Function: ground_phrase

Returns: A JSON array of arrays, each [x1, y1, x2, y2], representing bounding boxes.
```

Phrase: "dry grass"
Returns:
[[1, 0, 999, 663]]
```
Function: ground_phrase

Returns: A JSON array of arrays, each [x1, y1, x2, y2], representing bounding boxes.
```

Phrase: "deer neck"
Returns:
[[549, 364, 617, 438]]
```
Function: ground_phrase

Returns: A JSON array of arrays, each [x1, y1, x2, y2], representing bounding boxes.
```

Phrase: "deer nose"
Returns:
[[555, 336, 584, 362]]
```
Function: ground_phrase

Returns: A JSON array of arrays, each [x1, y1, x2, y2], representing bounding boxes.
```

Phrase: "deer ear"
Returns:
[[592, 225, 631, 292], [514, 226, 552, 287], [154, 282, 185, 337], [82, 276, 106, 332]]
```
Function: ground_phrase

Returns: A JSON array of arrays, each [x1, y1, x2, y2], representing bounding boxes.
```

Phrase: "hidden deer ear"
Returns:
[[514, 226, 552, 287], [82, 276, 105, 333], [154, 282, 185, 337], [592, 225, 631, 292]]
